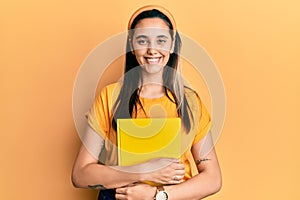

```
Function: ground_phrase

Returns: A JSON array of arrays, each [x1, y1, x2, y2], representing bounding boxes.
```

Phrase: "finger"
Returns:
[[168, 179, 184, 184], [162, 157, 180, 162], [115, 193, 127, 200], [167, 175, 184, 184], [176, 175, 185, 180], [171, 158, 181, 162], [172, 163, 185, 170], [116, 187, 127, 194], [126, 182, 138, 187], [159, 158, 181, 165], [173, 175, 184, 180], [158, 158, 178, 166], [175, 169, 186, 176]]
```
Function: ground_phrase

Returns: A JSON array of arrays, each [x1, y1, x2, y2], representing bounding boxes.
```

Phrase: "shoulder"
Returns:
[[183, 86, 210, 118], [93, 82, 123, 108], [184, 86, 202, 104], [184, 86, 197, 96], [101, 82, 122, 94], [98, 82, 122, 98]]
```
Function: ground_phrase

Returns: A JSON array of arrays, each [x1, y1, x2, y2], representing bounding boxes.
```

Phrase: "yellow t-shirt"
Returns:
[[86, 82, 211, 180]]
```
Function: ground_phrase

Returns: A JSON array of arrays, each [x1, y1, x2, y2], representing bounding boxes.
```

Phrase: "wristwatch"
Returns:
[[154, 186, 168, 200]]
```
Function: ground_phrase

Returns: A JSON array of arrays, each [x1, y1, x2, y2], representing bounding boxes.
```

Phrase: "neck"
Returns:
[[141, 70, 164, 85], [139, 68, 165, 98], [139, 83, 165, 98]]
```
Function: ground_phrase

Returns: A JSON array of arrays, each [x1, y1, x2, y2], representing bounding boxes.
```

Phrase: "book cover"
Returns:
[[117, 118, 182, 166]]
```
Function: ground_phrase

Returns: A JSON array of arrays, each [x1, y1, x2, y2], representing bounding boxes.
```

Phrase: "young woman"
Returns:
[[72, 5, 222, 200]]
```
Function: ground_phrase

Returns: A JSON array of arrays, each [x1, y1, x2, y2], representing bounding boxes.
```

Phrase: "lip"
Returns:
[[144, 56, 162, 64]]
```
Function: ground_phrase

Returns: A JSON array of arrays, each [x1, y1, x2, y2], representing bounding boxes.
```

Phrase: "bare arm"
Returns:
[[115, 132, 222, 199], [164, 132, 222, 200], [71, 125, 186, 189]]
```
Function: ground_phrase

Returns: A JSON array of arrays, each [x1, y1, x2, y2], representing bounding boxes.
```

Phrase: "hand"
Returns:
[[140, 158, 185, 185], [115, 183, 156, 200]]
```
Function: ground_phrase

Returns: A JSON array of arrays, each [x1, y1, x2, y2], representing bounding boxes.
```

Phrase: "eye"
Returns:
[[137, 39, 148, 45], [157, 39, 167, 44]]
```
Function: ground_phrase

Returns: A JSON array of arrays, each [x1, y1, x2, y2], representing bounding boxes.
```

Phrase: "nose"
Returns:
[[147, 42, 158, 55]]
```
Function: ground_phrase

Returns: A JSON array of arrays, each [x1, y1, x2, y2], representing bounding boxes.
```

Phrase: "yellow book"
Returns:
[[117, 118, 181, 166]]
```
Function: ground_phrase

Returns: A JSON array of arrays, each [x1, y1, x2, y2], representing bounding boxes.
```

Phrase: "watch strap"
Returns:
[[154, 186, 163, 199], [154, 186, 168, 200], [157, 186, 165, 192]]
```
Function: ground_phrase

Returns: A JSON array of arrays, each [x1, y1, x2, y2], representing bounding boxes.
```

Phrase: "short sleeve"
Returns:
[[85, 83, 121, 139], [85, 87, 111, 139], [192, 99, 211, 145], [184, 88, 212, 145]]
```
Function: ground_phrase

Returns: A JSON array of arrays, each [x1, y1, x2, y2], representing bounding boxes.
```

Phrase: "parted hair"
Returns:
[[111, 8, 194, 133]]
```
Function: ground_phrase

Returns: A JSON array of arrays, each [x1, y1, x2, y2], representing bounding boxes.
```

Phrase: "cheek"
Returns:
[[158, 45, 172, 55], [133, 48, 147, 57], [133, 50, 146, 64], [163, 56, 170, 65], [161, 51, 171, 61]]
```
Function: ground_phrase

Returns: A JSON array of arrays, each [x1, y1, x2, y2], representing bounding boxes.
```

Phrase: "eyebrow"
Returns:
[[157, 35, 169, 39], [135, 35, 147, 39], [135, 35, 169, 39]]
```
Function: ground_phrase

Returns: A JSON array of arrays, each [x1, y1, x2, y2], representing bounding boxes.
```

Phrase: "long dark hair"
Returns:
[[111, 9, 194, 133]]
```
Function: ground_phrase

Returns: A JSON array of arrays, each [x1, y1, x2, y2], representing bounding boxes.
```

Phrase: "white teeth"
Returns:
[[146, 57, 160, 64]]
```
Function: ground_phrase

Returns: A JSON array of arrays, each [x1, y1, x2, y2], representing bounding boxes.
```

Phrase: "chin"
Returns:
[[142, 64, 164, 74]]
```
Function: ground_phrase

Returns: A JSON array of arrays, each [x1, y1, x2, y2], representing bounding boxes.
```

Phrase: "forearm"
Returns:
[[114, 168, 221, 200], [72, 163, 143, 189], [165, 169, 222, 200], [72, 145, 184, 190], [164, 146, 222, 200], [72, 129, 148, 190]]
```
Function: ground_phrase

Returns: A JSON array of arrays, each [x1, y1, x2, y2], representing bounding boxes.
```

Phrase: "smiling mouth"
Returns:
[[145, 57, 162, 65]]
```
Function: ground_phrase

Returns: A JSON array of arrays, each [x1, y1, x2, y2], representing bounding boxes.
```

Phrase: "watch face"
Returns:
[[156, 191, 168, 200]]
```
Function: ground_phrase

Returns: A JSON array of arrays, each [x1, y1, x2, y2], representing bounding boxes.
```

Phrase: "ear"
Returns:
[[170, 39, 175, 54], [129, 38, 135, 54], [131, 46, 135, 55]]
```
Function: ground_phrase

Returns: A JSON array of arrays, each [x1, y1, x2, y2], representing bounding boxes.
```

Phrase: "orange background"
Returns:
[[1, 0, 299, 199]]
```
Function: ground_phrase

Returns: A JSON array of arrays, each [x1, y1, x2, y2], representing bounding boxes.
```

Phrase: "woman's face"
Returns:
[[131, 18, 174, 74]]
